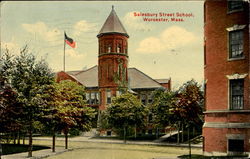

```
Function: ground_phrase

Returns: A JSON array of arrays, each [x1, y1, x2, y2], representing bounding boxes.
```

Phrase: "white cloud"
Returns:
[[22, 22, 61, 44], [136, 37, 165, 53], [73, 20, 97, 36], [65, 49, 85, 58], [48, 49, 87, 72], [123, 11, 153, 31], [136, 26, 197, 53]]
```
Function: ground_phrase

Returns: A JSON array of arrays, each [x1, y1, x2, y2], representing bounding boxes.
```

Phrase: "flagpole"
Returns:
[[63, 31, 66, 72]]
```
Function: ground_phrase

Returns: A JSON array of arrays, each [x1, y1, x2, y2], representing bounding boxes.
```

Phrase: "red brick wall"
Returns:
[[204, 0, 250, 154], [159, 80, 171, 91], [56, 71, 79, 84], [98, 33, 129, 109], [205, 0, 249, 111], [204, 128, 250, 154]]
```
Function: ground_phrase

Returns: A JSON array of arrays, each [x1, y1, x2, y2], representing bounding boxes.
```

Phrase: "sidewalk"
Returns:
[[1, 147, 72, 159]]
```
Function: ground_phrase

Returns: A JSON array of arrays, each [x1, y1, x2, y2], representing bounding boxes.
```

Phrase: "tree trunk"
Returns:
[[28, 125, 33, 157], [177, 121, 180, 144], [181, 123, 184, 143], [23, 133, 25, 145], [156, 127, 159, 139], [134, 124, 137, 139], [0, 142, 2, 159], [123, 126, 127, 144], [188, 127, 191, 159], [52, 133, 56, 152], [192, 126, 195, 137], [0, 135, 2, 159], [13, 133, 16, 144], [17, 131, 20, 145], [65, 132, 68, 149]]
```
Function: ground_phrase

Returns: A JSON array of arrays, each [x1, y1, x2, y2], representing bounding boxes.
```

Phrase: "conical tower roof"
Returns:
[[97, 6, 129, 38]]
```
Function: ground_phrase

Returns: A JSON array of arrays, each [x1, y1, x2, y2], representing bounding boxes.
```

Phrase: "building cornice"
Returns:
[[99, 53, 128, 57], [204, 109, 250, 114], [203, 122, 250, 128]]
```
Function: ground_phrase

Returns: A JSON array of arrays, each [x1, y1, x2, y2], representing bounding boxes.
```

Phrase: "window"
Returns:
[[228, 0, 243, 12], [90, 92, 95, 105], [96, 92, 100, 104], [116, 90, 122, 97], [86, 92, 90, 104], [108, 45, 112, 53], [106, 90, 111, 104], [141, 94, 146, 105], [229, 30, 243, 59], [148, 93, 153, 104], [230, 79, 244, 110], [117, 45, 121, 53], [228, 139, 244, 152], [86, 92, 100, 105]]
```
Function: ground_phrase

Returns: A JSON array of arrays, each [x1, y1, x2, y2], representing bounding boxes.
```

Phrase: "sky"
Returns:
[[1, 1, 204, 89]]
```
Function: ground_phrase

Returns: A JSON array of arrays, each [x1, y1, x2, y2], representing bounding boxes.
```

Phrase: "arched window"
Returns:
[[108, 45, 112, 53], [117, 44, 121, 53]]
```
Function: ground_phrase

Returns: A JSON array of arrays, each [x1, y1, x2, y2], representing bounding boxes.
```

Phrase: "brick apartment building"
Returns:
[[56, 7, 171, 131], [203, 0, 250, 155]]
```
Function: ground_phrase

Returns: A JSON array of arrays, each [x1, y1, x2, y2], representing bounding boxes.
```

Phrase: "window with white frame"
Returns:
[[230, 79, 244, 110], [228, 0, 243, 12], [106, 90, 111, 104], [229, 30, 243, 59], [90, 92, 95, 105], [96, 92, 100, 104], [86, 92, 90, 104]]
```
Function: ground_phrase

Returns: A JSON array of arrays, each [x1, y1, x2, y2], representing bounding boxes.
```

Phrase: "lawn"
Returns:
[[31, 139, 202, 159]]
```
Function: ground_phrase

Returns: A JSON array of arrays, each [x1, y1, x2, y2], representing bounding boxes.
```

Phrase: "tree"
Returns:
[[10, 46, 55, 157], [0, 50, 24, 144], [107, 93, 147, 143], [53, 80, 95, 149], [150, 89, 177, 139], [174, 79, 204, 158]]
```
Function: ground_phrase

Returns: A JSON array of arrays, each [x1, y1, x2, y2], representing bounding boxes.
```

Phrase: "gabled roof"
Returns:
[[66, 65, 164, 90], [67, 70, 82, 76], [67, 65, 98, 88], [128, 68, 163, 89], [97, 6, 129, 37]]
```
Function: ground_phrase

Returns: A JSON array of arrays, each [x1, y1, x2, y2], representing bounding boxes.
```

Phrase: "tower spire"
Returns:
[[112, 5, 114, 10]]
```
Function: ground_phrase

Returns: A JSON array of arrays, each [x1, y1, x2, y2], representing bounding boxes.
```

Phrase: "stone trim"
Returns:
[[226, 25, 246, 32], [99, 52, 128, 57], [226, 134, 245, 140], [204, 109, 250, 113], [226, 73, 248, 79], [203, 122, 250, 128]]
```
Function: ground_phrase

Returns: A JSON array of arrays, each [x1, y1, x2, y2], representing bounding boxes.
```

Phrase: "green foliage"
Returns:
[[150, 89, 177, 128], [106, 93, 147, 135], [53, 80, 96, 134]]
